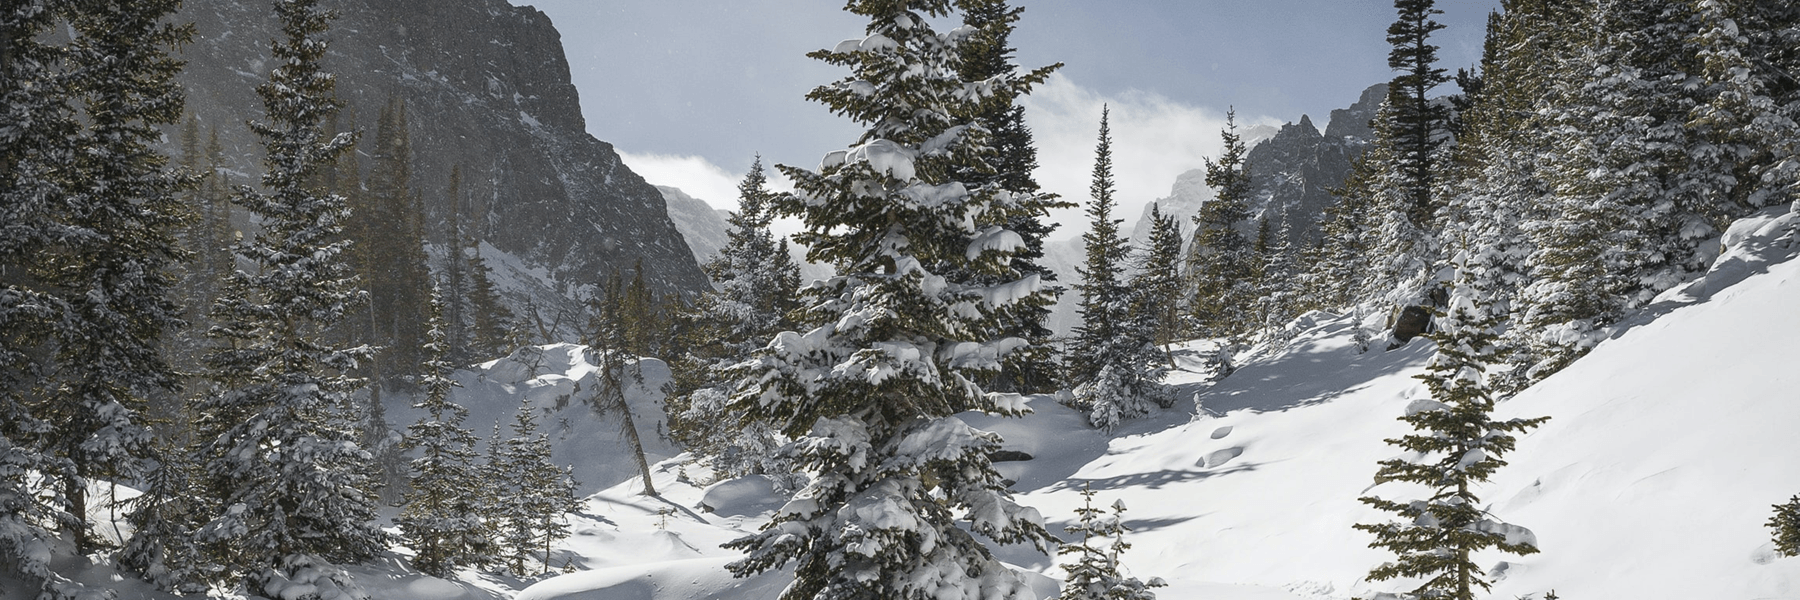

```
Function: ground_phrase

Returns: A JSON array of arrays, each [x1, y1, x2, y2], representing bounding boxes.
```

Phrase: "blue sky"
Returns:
[[521, 0, 1500, 233]]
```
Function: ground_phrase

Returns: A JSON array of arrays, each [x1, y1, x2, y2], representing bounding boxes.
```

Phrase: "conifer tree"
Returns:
[[1069, 107, 1169, 432], [670, 156, 799, 479], [723, 2, 1058, 596], [956, 0, 1068, 394], [31, 0, 193, 556], [585, 280, 658, 496], [490, 400, 580, 577], [1258, 207, 1299, 340], [1188, 110, 1257, 338], [117, 437, 209, 594], [398, 288, 494, 577], [1135, 204, 1185, 363], [1310, 156, 1378, 310], [0, 2, 82, 594], [1070, 106, 1131, 385], [1385, 0, 1452, 229], [194, 1, 385, 594], [1771, 495, 1800, 558], [1056, 485, 1163, 600], [352, 96, 433, 386], [1355, 252, 1548, 600]]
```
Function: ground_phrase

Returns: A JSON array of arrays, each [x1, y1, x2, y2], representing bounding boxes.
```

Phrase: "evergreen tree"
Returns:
[[1135, 204, 1185, 363], [585, 281, 659, 497], [0, 1, 82, 595], [1187, 110, 1258, 338], [723, 2, 1058, 596], [33, 0, 193, 555], [955, 0, 1068, 394], [1258, 206, 1299, 340], [1355, 251, 1549, 600], [490, 400, 580, 577], [1069, 107, 1169, 432], [1310, 155, 1378, 310], [1771, 495, 1800, 558], [398, 288, 495, 578], [352, 96, 433, 386], [670, 156, 799, 479], [194, 1, 385, 595], [1056, 484, 1163, 600], [117, 437, 209, 594], [1385, 0, 1453, 229]]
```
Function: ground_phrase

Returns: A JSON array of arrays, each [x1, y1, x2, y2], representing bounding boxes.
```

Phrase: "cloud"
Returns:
[[617, 150, 807, 240], [1020, 73, 1278, 240]]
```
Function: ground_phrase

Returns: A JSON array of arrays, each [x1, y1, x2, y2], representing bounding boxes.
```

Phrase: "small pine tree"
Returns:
[[585, 284, 658, 496], [1771, 495, 1800, 557], [397, 288, 495, 578], [1355, 252, 1549, 600], [490, 400, 581, 577], [1056, 484, 1163, 600], [117, 438, 209, 594], [1135, 204, 1186, 363]]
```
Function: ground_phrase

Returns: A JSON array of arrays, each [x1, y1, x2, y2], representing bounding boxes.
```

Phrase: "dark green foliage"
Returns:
[[1385, 0, 1451, 229], [1070, 106, 1131, 387], [348, 97, 434, 387], [489, 400, 581, 577], [398, 289, 495, 577], [1056, 484, 1163, 600], [1356, 256, 1548, 600], [1135, 204, 1185, 359], [1188, 111, 1257, 338], [195, 0, 386, 593], [1772, 495, 1800, 557]]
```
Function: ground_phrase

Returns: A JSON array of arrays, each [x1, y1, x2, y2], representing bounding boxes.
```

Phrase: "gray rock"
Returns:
[[175, 0, 710, 317]]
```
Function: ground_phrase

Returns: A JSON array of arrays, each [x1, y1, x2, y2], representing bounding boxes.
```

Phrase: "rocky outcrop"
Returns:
[[1245, 83, 1385, 249], [176, 0, 710, 305], [658, 186, 730, 266]]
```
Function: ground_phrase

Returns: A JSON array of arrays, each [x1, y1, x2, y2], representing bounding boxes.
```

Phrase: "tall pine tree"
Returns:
[[194, 1, 385, 594], [723, 2, 1057, 596], [1187, 110, 1258, 339], [398, 288, 494, 577]]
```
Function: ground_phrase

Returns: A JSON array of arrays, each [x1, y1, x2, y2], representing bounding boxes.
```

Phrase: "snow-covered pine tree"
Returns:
[[723, 2, 1057, 597], [1069, 105, 1129, 386], [670, 156, 799, 479], [0, 2, 82, 595], [1309, 153, 1378, 311], [1772, 495, 1800, 557], [1187, 110, 1257, 338], [194, 1, 385, 595], [1257, 206, 1299, 341], [1135, 204, 1185, 364], [34, 0, 192, 555], [398, 287, 494, 578], [117, 436, 209, 594], [1358, 0, 1454, 307], [490, 399, 580, 577], [1068, 107, 1167, 432], [1056, 484, 1163, 600], [1355, 251, 1549, 600], [955, 0, 1067, 394]]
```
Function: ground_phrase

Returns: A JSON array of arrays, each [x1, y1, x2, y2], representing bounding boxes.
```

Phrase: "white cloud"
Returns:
[[1020, 73, 1278, 240], [616, 151, 746, 210]]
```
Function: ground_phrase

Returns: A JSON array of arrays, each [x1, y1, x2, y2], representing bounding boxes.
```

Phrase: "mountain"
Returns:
[[175, 0, 711, 309], [657, 186, 731, 265]]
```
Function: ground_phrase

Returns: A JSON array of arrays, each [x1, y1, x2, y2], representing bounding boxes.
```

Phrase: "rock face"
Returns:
[[658, 186, 731, 266], [176, 0, 710, 305], [1246, 82, 1385, 249]]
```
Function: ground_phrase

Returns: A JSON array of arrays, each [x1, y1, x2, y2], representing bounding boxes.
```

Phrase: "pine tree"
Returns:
[[1135, 204, 1185, 363], [1056, 484, 1163, 600], [955, 0, 1067, 394], [1386, 0, 1452, 229], [351, 96, 433, 386], [1771, 495, 1800, 558], [117, 437, 209, 594], [194, 1, 385, 595], [671, 156, 799, 479], [585, 282, 658, 497], [1069, 107, 1168, 432], [1258, 206, 1299, 340], [398, 288, 495, 578], [0, 2, 82, 595], [1187, 110, 1258, 338], [1355, 251, 1549, 600], [723, 2, 1058, 596], [30, 0, 193, 556], [490, 400, 580, 577]]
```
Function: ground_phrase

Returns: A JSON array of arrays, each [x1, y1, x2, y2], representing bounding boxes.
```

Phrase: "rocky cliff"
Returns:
[[176, 0, 710, 309]]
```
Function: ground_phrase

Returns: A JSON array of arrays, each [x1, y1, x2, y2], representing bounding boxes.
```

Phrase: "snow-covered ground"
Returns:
[[35, 211, 1800, 600]]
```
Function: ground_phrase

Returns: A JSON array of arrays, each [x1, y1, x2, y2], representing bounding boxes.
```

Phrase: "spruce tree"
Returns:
[[723, 2, 1057, 596], [670, 156, 799, 479], [490, 400, 580, 577], [398, 288, 495, 577], [1056, 484, 1163, 600], [585, 281, 658, 497], [1385, 0, 1452, 229], [1771, 495, 1800, 558], [1187, 110, 1257, 338], [1355, 252, 1548, 600], [0, 1, 81, 594], [194, 1, 385, 594], [117, 436, 209, 594], [1135, 204, 1185, 363], [1069, 107, 1168, 432], [36, 0, 192, 555], [352, 96, 433, 386], [955, 0, 1067, 394]]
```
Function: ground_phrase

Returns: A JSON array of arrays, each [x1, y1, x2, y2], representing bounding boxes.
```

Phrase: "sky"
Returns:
[[521, 0, 1501, 238]]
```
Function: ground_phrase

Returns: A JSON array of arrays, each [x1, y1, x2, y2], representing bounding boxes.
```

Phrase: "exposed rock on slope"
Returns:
[[177, 0, 709, 302], [657, 186, 730, 265]]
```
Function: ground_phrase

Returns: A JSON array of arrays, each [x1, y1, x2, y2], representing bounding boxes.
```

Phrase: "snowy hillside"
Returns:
[[506, 208, 1800, 600]]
